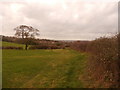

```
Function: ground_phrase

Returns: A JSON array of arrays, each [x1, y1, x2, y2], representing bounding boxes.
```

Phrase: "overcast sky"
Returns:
[[0, 0, 118, 40]]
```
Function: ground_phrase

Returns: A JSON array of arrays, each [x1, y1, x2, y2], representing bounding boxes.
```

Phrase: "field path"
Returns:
[[3, 49, 87, 88]]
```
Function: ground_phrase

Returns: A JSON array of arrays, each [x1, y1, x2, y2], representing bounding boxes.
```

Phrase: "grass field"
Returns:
[[3, 49, 87, 88], [1, 41, 24, 48]]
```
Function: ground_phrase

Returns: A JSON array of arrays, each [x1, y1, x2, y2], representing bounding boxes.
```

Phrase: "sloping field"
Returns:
[[3, 49, 87, 88], [1, 41, 24, 48]]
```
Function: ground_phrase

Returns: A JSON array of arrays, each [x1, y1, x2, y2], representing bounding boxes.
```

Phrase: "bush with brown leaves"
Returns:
[[1, 46, 23, 49], [29, 44, 64, 49], [86, 35, 119, 88]]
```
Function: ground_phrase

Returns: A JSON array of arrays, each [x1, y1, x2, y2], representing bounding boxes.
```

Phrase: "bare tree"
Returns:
[[14, 25, 40, 50]]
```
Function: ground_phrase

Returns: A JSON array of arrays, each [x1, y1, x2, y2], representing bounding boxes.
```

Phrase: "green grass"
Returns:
[[1, 41, 24, 48], [3, 49, 87, 88]]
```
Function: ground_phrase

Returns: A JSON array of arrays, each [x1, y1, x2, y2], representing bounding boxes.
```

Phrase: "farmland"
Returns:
[[2, 33, 119, 88], [1, 41, 24, 48], [2, 49, 87, 88]]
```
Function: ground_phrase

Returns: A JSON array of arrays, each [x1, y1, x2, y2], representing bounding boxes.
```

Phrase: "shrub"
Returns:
[[69, 35, 120, 87], [86, 36, 119, 88], [1, 46, 23, 49], [29, 44, 64, 49], [29, 45, 48, 49], [70, 41, 89, 52]]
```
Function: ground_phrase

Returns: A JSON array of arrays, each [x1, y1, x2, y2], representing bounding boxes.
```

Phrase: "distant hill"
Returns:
[[1, 35, 89, 48]]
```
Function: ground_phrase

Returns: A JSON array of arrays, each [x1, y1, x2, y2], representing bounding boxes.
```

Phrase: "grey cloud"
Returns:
[[0, 0, 118, 40]]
